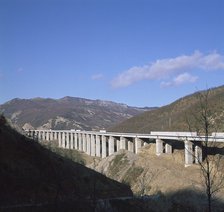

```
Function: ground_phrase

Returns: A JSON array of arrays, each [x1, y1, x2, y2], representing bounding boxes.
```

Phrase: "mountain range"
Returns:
[[0, 97, 154, 131]]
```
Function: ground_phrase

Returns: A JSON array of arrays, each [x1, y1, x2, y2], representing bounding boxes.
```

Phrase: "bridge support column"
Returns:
[[156, 138, 163, 156], [116, 139, 120, 152], [185, 140, 193, 167], [74, 133, 78, 149], [195, 145, 202, 164], [165, 143, 172, 154], [70, 132, 74, 149], [156, 139, 163, 156], [135, 137, 142, 154], [62, 132, 66, 148], [120, 137, 127, 150], [96, 135, 101, 157], [46, 131, 50, 141], [102, 135, 107, 158], [42, 131, 45, 140], [54, 131, 57, 140], [58, 132, 61, 147], [66, 132, 70, 149], [90, 134, 96, 156], [86, 134, 91, 155], [82, 134, 87, 152], [78, 133, 82, 151], [50, 131, 53, 141], [128, 140, 134, 152], [109, 136, 115, 156], [38, 131, 41, 141]]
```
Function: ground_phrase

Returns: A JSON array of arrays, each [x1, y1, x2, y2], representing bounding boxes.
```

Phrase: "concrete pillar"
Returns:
[[195, 145, 202, 164], [96, 135, 101, 157], [38, 131, 41, 141], [78, 133, 82, 151], [185, 140, 193, 167], [109, 136, 115, 156], [42, 131, 45, 140], [116, 139, 120, 152], [156, 138, 163, 156], [74, 133, 78, 149], [102, 135, 107, 158], [46, 131, 50, 141], [90, 134, 96, 156], [86, 134, 91, 155], [135, 137, 142, 154], [66, 132, 70, 149], [165, 143, 172, 154], [82, 134, 87, 152], [128, 140, 134, 152], [70, 132, 74, 149], [120, 136, 127, 150], [54, 131, 57, 140], [50, 131, 53, 141], [58, 132, 62, 147], [62, 132, 66, 148]]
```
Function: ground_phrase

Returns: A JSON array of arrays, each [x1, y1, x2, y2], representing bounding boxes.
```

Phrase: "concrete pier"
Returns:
[[109, 136, 115, 156], [74, 133, 78, 149], [156, 138, 163, 156], [90, 134, 96, 156], [165, 143, 172, 154], [120, 136, 127, 150], [66, 132, 70, 149], [96, 135, 101, 157], [128, 140, 134, 152], [70, 132, 74, 149], [135, 137, 142, 154], [78, 133, 82, 151], [195, 145, 202, 164], [102, 135, 107, 158], [62, 132, 66, 148], [86, 134, 91, 155], [185, 140, 193, 167]]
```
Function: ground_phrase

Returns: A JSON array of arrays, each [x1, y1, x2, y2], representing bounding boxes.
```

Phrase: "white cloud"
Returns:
[[91, 73, 104, 80], [111, 51, 224, 88], [161, 73, 198, 87]]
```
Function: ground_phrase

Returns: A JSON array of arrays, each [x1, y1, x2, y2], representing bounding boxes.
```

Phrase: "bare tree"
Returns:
[[187, 89, 224, 212]]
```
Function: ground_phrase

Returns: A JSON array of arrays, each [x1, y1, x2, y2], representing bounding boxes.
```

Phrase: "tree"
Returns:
[[187, 89, 224, 212]]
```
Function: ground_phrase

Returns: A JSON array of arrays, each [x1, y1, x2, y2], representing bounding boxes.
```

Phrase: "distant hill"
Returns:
[[0, 97, 154, 131], [0, 115, 132, 210], [109, 85, 224, 133]]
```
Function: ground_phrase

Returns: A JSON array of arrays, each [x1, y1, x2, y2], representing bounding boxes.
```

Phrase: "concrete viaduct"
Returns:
[[27, 130, 224, 167]]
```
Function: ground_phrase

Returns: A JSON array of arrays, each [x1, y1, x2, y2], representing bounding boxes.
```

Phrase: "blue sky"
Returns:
[[0, 0, 224, 107]]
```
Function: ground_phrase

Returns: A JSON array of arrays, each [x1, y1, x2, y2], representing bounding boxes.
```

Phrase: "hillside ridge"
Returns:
[[109, 85, 224, 133], [0, 96, 154, 131]]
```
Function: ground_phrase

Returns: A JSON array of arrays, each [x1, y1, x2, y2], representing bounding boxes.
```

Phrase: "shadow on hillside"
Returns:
[[97, 188, 224, 212], [0, 116, 132, 211]]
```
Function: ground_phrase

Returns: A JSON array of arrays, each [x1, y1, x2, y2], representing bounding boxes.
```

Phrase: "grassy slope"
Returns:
[[0, 116, 132, 208], [109, 85, 224, 133]]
